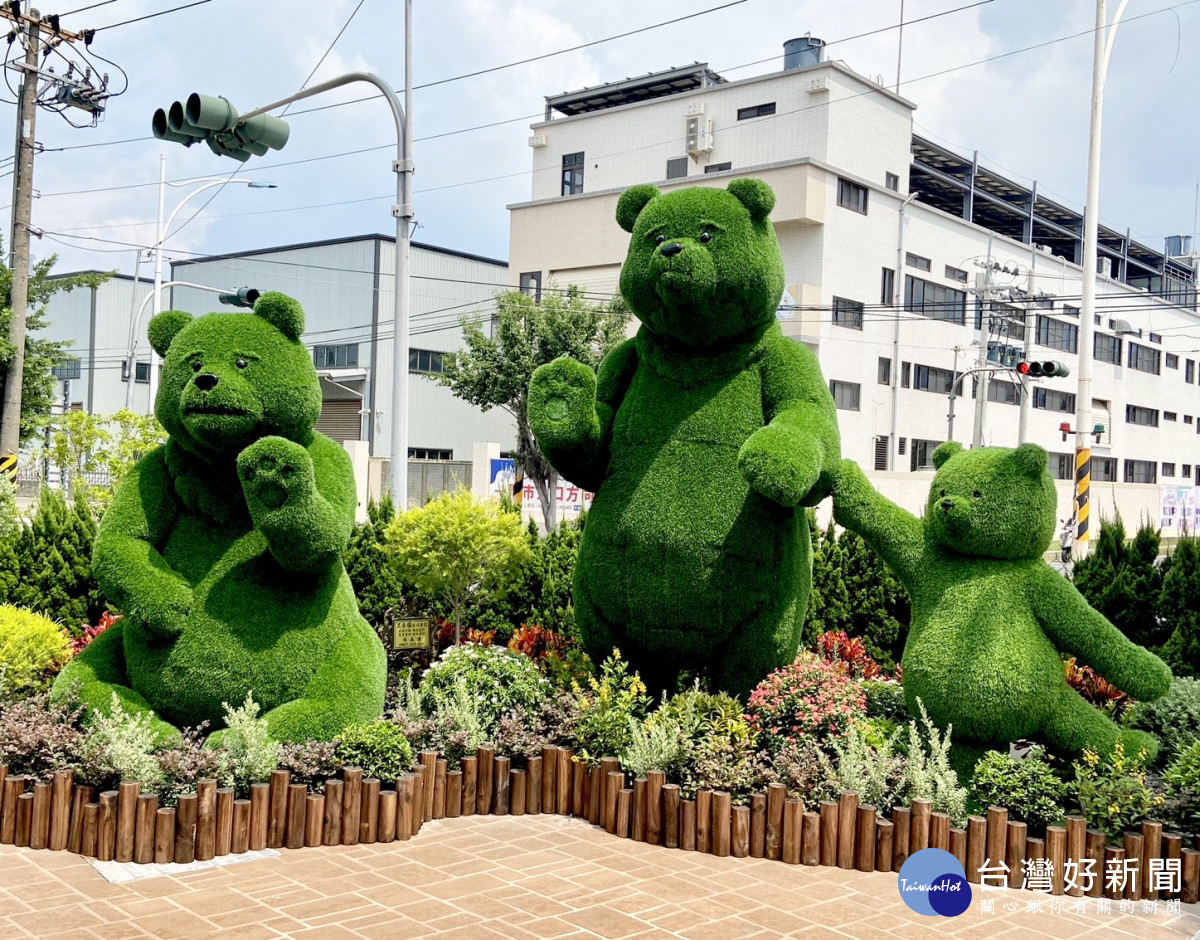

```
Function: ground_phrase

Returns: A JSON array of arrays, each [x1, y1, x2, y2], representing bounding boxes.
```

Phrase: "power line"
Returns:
[[280, 0, 368, 118], [93, 0, 213, 32]]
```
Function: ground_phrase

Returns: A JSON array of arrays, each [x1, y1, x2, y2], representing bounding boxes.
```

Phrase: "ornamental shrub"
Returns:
[[419, 643, 549, 737], [343, 495, 409, 630], [1160, 531, 1200, 678], [398, 677, 485, 770], [824, 721, 905, 813], [1127, 677, 1200, 762], [861, 678, 908, 723], [277, 739, 343, 793], [752, 739, 838, 806], [337, 720, 412, 784], [1072, 515, 1169, 648], [155, 723, 227, 807], [0, 605, 69, 698], [571, 651, 651, 766], [621, 714, 686, 781], [78, 694, 165, 790], [0, 689, 86, 777], [814, 631, 882, 679], [1072, 740, 1163, 844], [1162, 740, 1200, 837], [898, 700, 969, 826], [968, 747, 1068, 834], [745, 652, 866, 754], [219, 694, 281, 796]]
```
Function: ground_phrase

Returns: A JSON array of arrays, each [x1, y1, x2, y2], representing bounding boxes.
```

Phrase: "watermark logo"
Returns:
[[897, 848, 972, 917]]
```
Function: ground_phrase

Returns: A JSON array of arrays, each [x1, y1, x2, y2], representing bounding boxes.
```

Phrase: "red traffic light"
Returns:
[[1017, 361, 1031, 375]]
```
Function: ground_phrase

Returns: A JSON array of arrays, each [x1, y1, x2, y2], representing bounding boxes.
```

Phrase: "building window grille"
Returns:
[[561, 151, 584, 195]]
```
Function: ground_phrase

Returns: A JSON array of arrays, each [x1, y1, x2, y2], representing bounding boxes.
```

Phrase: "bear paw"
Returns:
[[237, 437, 315, 515], [738, 425, 819, 507], [529, 357, 598, 450]]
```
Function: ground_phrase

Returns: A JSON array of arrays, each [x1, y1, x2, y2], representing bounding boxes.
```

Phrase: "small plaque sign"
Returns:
[[392, 617, 432, 650]]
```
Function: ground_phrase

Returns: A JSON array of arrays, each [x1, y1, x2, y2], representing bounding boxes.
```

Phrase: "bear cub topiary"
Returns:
[[834, 442, 1172, 771], [528, 180, 840, 697], [53, 293, 386, 743]]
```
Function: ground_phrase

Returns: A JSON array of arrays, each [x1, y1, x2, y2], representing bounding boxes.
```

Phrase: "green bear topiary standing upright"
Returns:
[[528, 180, 841, 697], [833, 443, 1172, 772], [52, 293, 386, 742]]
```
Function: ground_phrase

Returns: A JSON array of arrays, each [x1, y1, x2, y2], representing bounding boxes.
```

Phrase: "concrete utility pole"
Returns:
[[971, 236, 995, 448], [0, 9, 41, 462]]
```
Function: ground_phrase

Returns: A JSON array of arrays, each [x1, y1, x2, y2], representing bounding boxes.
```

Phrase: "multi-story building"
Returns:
[[507, 39, 1200, 528]]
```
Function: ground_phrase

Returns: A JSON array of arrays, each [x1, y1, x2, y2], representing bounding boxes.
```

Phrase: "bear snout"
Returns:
[[659, 241, 684, 258], [940, 499, 953, 511], [194, 373, 219, 392]]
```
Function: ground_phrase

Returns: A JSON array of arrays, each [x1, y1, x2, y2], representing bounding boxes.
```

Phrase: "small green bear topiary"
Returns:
[[833, 443, 1172, 773], [528, 181, 840, 697], [52, 292, 386, 743]]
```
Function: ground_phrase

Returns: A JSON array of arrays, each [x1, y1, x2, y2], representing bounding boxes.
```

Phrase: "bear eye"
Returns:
[[191, 360, 203, 372], [699, 231, 712, 244], [973, 490, 982, 499], [654, 234, 665, 245], [236, 358, 248, 370], [939, 489, 946, 498]]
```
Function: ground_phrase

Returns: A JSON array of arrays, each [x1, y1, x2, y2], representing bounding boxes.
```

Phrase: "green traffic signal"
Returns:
[[151, 93, 289, 162], [218, 287, 261, 308]]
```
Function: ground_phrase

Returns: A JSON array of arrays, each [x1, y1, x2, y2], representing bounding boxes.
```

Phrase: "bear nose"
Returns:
[[194, 373, 219, 392], [940, 499, 953, 510], [659, 241, 683, 258]]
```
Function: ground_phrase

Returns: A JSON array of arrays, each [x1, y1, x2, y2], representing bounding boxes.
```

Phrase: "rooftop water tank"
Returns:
[[784, 35, 825, 70], [1165, 235, 1194, 257]]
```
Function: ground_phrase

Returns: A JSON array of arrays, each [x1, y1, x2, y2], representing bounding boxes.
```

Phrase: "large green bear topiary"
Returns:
[[52, 293, 386, 743], [528, 181, 840, 697], [833, 443, 1172, 772]]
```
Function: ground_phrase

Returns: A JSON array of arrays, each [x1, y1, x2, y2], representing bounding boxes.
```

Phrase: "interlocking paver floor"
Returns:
[[2, 813, 1198, 938]]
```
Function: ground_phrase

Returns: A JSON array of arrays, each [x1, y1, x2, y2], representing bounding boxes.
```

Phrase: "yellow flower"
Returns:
[[612, 648, 622, 662], [1109, 804, 1119, 815]]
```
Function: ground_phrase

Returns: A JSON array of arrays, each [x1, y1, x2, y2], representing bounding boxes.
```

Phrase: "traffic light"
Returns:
[[152, 93, 289, 162], [1017, 360, 1070, 378], [218, 287, 261, 308]]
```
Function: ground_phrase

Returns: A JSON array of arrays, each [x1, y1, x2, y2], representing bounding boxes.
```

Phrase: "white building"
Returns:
[[507, 41, 1200, 530]]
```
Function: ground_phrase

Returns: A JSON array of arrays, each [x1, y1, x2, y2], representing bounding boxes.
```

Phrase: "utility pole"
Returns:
[[0, 8, 41, 462], [971, 236, 995, 448]]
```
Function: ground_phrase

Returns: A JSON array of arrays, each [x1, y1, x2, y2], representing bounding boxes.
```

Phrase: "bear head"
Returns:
[[924, 442, 1057, 560], [147, 292, 322, 458], [615, 179, 784, 348]]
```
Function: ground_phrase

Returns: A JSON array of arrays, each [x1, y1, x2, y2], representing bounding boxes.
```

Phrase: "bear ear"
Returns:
[[147, 310, 192, 357], [253, 291, 304, 341], [727, 178, 776, 222], [1012, 443, 1048, 477], [931, 441, 963, 470], [616, 184, 660, 233]]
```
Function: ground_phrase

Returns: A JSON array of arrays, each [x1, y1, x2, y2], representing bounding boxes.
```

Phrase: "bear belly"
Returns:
[[902, 572, 1064, 743], [124, 527, 357, 729]]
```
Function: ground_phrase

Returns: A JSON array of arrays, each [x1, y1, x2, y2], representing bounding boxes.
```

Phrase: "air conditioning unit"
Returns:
[[683, 102, 705, 117], [685, 116, 713, 156], [804, 76, 829, 94], [1035, 243, 1053, 254], [528, 134, 548, 148]]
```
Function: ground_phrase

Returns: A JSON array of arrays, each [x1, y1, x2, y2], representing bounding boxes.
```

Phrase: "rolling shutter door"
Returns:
[[317, 399, 361, 443]]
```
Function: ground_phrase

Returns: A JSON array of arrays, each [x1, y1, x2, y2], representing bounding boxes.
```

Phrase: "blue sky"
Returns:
[[5, 0, 1198, 281]]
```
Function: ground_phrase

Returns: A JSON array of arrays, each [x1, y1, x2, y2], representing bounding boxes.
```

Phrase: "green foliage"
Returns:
[[805, 524, 849, 649], [832, 449, 1172, 767], [336, 720, 413, 784], [745, 652, 866, 754], [1160, 531, 1200, 677], [155, 724, 227, 808], [1127, 677, 1200, 762], [571, 651, 651, 765], [277, 739, 343, 793], [343, 495, 409, 628], [529, 182, 840, 698], [899, 700, 969, 826], [396, 675, 485, 770], [436, 286, 626, 531], [418, 643, 549, 737], [1073, 515, 1170, 649], [968, 748, 1068, 832], [752, 739, 838, 806], [1162, 740, 1200, 836], [0, 253, 111, 444], [0, 604, 69, 698], [621, 713, 686, 781], [0, 688, 86, 777], [825, 721, 905, 812], [78, 694, 166, 790], [40, 410, 167, 512], [861, 678, 909, 723], [386, 488, 532, 644], [5, 487, 103, 633], [1072, 740, 1163, 844], [52, 294, 386, 744], [217, 694, 281, 796], [0, 475, 17, 541]]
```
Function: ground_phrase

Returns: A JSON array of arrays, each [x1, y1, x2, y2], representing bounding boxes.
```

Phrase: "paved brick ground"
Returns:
[[1, 814, 1198, 939]]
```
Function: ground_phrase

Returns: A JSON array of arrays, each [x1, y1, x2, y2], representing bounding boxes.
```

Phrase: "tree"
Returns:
[[343, 494, 410, 628], [0, 251, 110, 446], [840, 530, 910, 671], [384, 488, 532, 644], [805, 521, 850, 645], [1160, 530, 1200, 677], [434, 286, 627, 531], [1073, 514, 1168, 648], [40, 409, 166, 512]]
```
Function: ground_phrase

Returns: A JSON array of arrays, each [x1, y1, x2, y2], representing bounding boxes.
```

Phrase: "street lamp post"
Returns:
[[143, 155, 275, 413]]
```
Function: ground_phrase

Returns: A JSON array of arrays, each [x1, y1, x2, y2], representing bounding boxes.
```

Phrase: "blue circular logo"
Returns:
[[896, 848, 972, 917]]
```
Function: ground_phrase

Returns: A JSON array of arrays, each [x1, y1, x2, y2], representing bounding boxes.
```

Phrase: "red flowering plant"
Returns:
[[508, 624, 570, 663], [67, 611, 121, 658], [1064, 656, 1130, 719], [814, 630, 883, 680], [745, 652, 868, 755], [435, 618, 495, 652]]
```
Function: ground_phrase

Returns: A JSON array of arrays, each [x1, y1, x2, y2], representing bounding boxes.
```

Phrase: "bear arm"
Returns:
[[831, 458, 924, 583], [262, 434, 356, 574], [1028, 565, 1173, 701], [92, 448, 192, 637]]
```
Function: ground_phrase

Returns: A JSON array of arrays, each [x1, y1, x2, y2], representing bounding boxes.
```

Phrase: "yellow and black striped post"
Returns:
[[0, 453, 17, 487], [1074, 446, 1091, 546]]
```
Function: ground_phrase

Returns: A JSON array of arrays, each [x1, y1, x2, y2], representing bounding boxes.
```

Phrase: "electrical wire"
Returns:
[[59, 0, 123, 16], [280, 0, 367, 118], [92, 0, 213, 32]]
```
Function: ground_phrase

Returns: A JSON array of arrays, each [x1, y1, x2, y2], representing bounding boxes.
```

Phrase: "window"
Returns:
[[901, 361, 911, 388], [1166, 353, 1180, 369], [1188, 359, 1196, 383], [1049, 453, 1073, 480], [1186, 464, 1193, 479], [1033, 388, 1076, 413], [1163, 463, 1176, 478], [409, 448, 451, 460], [1125, 404, 1159, 427], [944, 265, 968, 284], [1062, 304, 1080, 317], [913, 364, 956, 394], [1094, 333, 1121, 364], [561, 151, 584, 195], [877, 357, 892, 385], [829, 380, 861, 411], [519, 270, 542, 301], [1165, 411, 1178, 421], [52, 357, 81, 380], [991, 302, 1025, 340], [973, 377, 1017, 405], [1188, 415, 1195, 425], [736, 102, 776, 120], [1124, 460, 1157, 484], [881, 267, 895, 305], [704, 162, 732, 174], [905, 252, 931, 272], [1149, 332, 1162, 344], [911, 439, 943, 471], [905, 276, 967, 324], [1036, 316, 1078, 353], [666, 157, 688, 180], [409, 348, 445, 374], [898, 437, 907, 455], [122, 361, 150, 384], [837, 177, 868, 214], [313, 343, 359, 369], [1093, 457, 1117, 482], [885, 172, 899, 192], [832, 297, 863, 330], [1128, 342, 1161, 374], [874, 435, 888, 471]]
